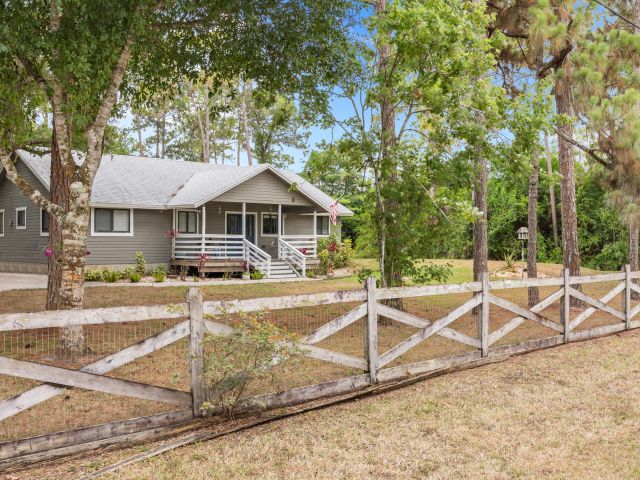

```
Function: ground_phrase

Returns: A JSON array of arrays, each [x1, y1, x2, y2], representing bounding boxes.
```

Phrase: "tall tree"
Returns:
[[0, 0, 354, 349]]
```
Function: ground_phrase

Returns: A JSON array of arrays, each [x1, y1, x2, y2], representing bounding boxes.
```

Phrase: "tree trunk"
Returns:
[[630, 222, 639, 299], [375, 0, 402, 295], [472, 147, 488, 282], [47, 119, 86, 354], [528, 152, 540, 306], [203, 89, 211, 163], [554, 72, 581, 305], [241, 81, 253, 166], [544, 132, 559, 249], [160, 110, 166, 159], [135, 115, 144, 157]]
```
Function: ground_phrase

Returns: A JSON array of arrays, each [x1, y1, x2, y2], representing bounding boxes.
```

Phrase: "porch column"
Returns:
[[312, 210, 317, 256], [277, 203, 282, 259], [242, 202, 247, 259], [201, 205, 206, 254], [171, 210, 176, 259]]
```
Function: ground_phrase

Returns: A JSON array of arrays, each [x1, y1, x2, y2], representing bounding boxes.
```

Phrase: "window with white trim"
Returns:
[[177, 211, 197, 234], [40, 209, 50, 236], [15, 207, 26, 230], [92, 208, 132, 235], [0, 209, 4, 237], [316, 216, 330, 236], [262, 213, 279, 236]]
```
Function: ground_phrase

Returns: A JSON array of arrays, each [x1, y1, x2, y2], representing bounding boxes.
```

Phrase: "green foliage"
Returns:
[[316, 236, 353, 275], [409, 262, 453, 285], [589, 241, 628, 272], [84, 269, 103, 282], [129, 272, 142, 283], [152, 266, 166, 283], [101, 269, 120, 283], [200, 312, 301, 416], [135, 251, 146, 277], [250, 270, 265, 280]]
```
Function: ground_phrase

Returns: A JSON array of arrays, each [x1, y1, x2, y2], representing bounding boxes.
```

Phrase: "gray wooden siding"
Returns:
[[87, 209, 172, 265], [0, 162, 49, 266], [216, 170, 313, 206]]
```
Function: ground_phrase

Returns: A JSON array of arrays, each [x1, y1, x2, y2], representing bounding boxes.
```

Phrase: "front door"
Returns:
[[245, 215, 256, 244], [226, 213, 256, 244]]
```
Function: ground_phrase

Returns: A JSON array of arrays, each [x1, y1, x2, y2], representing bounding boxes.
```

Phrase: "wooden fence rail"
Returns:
[[1, 268, 640, 466]]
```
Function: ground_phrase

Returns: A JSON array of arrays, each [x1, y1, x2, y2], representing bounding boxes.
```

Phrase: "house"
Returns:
[[0, 151, 352, 279]]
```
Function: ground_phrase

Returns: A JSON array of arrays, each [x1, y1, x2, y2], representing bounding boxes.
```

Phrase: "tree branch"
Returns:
[[553, 127, 612, 169], [0, 151, 65, 218]]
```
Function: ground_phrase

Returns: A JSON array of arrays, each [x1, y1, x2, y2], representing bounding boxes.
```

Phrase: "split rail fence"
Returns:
[[1, 268, 640, 465]]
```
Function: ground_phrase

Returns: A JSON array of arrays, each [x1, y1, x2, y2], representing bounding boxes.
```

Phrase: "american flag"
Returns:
[[329, 202, 338, 225]]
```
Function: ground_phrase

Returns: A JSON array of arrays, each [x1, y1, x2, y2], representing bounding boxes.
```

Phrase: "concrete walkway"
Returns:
[[0, 272, 336, 292], [0, 273, 48, 291]]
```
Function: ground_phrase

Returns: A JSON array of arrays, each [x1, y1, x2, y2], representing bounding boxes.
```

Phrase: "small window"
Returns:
[[316, 216, 330, 236], [262, 213, 279, 236], [40, 209, 50, 236], [15, 207, 26, 230], [93, 208, 132, 235], [0, 209, 4, 237], [177, 211, 197, 234]]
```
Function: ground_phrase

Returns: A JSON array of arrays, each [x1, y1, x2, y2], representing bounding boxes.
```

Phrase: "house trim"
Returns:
[[39, 208, 49, 237], [15, 207, 27, 230], [260, 211, 280, 237], [90, 207, 134, 237]]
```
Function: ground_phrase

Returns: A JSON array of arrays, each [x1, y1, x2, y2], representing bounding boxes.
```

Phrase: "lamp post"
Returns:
[[517, 227, 529, 279]]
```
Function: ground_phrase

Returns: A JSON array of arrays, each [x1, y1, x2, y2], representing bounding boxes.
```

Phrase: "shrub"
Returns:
[[101, 268, 119, 283], [316, 235, 353, 275], [250, 270, 265, 280], [129, 272, 142, 283], [84, 269, 103, 282], [409, 262, 453, 284], [135, 251, 146, 276], [119, 266, 136, 280], [200, 311, 301, 416], [152, 266, 166, 283], [588, 241, 628, 271]]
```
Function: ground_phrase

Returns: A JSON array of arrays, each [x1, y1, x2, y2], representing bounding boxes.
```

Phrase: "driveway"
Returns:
[[0, 273, 48, 291]]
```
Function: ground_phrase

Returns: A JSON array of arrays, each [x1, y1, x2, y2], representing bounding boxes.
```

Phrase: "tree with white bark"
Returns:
[[0, 0, 354, 351]]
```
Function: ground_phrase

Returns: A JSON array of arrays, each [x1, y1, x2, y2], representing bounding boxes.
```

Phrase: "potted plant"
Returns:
[[242, 261, 251, 280]]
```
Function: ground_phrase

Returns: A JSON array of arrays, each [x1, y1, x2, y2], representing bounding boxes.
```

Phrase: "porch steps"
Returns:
[[268, 260, 300, 279]]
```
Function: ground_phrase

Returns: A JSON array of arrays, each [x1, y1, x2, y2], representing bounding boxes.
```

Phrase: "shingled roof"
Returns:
[[14, 151, 353, 215]]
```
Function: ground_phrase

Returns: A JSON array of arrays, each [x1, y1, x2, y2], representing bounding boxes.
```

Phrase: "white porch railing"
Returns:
[[245, 239, 271, 278], [173, 234, 244, 260], [280, 235, 319, 258], [279, 238, 306, 277]]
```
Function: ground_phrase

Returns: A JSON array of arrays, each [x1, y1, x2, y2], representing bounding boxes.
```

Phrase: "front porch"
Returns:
[[169, 201, 333, 278]]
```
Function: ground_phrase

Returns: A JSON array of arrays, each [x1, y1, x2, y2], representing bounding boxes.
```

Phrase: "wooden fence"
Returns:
[[1, 268, 639, 466]]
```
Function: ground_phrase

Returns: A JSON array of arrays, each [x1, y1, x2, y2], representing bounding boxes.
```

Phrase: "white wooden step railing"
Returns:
[[173, 234, 244, 260], [280, 235, 319, 257], [279, 238, 306, 277], [244, 240, 271, 278]]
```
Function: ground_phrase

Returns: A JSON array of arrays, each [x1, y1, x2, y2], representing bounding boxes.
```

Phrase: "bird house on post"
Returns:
[[517, 226, 529, 241]]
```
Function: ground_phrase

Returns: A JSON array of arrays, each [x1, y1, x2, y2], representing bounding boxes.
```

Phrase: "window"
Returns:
[[262, 213, 279, 236], [15, 207, 26, 230], [316, 216, 330, 236], [226, 213, 242, 235], [92, 208, 132, 235], [40, 209, 50, 236], [0, 209, 4, 237], [177, 211, 197, 234]]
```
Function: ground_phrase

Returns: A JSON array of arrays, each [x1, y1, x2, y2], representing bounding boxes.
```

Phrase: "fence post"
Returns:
[[562, 268, 570, 342], [625, 264, 631, 330], [364, 276, 379, 384], [480, 271, 489, 357], [188, 288, 206, 418]]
